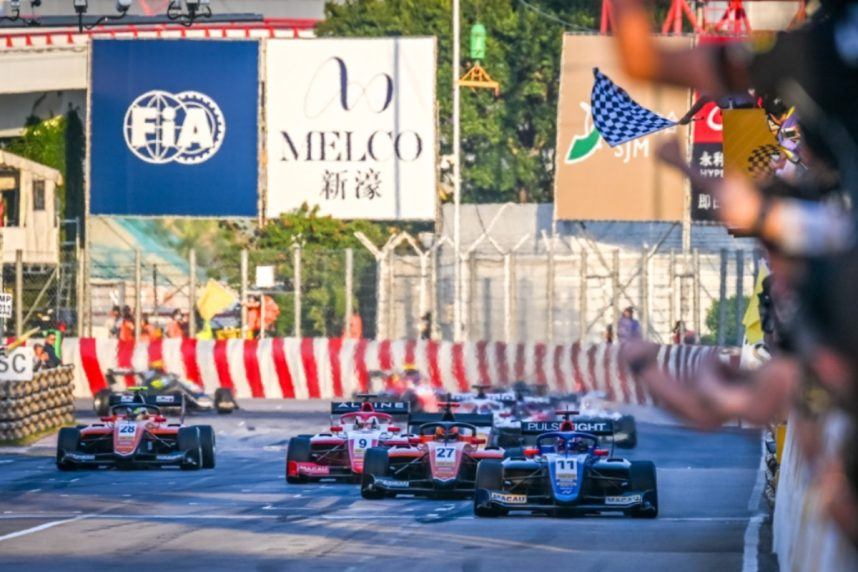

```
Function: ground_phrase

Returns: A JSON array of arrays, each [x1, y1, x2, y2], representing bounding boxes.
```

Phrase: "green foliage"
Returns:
[[701, 295, 750, 345], [317, 0, 599, 203], [7, 115, 66, 174]]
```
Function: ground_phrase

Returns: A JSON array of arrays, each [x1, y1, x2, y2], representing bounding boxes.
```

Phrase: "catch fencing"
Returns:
[[70, 231, 759, 347], [62, 337, 716, 400], [0, 365, 75, 442]]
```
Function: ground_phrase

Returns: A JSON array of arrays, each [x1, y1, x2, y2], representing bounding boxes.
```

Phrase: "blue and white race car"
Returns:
[[472, 412, 657, 518]]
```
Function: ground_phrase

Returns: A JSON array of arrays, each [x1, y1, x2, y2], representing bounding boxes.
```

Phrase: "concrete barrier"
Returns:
[[773, 412, 858, 570], [59, 337, 717, 400]]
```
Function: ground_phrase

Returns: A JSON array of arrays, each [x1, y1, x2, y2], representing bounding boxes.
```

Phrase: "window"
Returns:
[[33, 180, 45, 211]]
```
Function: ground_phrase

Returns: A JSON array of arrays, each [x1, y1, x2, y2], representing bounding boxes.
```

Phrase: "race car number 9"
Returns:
[[357, 439, 368, 449]]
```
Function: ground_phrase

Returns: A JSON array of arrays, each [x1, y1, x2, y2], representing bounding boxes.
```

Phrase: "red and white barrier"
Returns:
[[60, 337, 716, 401]]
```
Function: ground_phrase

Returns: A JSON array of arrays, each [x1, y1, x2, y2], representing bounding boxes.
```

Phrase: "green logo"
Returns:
[[564, 102, 602, 164]]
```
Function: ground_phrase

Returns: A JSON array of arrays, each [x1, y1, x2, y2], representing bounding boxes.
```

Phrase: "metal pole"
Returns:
[[188, 249, 196, 339], [693, 249, 701, 340], [387, 248, 395, 339], [546, 238, 555, 343], [611, 249, 620, 332], [452, 0, 462, 342], [293, 244, 301, 338], [465, 251, 476, 341], [419, 252, 429, 338], [668, 249, 676, 335], [640, 247, 649, 339], [503, 252, 512, 343], [735, 250, 745, 345], [86, 244, 92, 337], [344, 248, 353, 336], [75, 233, 83, 338], [717, 248, 728, 346], [578, 249, 588, 342], [430, 246, 440, 340], [14, 249, 22, 337], [376, 251, 386, 339], [240, 249, 248, 337], [134, 249, 142, 339]]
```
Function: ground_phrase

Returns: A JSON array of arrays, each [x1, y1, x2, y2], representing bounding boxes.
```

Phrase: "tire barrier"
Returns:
[[59, 337, 719, 401], [773, 412, 858, 571], [0, 365, 75, 442]]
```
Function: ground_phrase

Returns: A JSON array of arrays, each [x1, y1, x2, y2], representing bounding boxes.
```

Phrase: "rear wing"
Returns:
[[331, 401, 410, 415], [486, 392, 517, 404], [409, 412, 494, 429], [108, 392, 184, 407], [520, 419, 614, 436]]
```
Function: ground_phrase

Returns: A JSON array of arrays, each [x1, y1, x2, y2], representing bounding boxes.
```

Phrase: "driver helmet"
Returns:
[[133, 407, 150, 420], [555, 437, 567, 453], [570, 436, 590, 453], [434, 426, 446, 440]]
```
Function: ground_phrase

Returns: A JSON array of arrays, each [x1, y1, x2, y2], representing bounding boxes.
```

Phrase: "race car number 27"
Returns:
[[435, 447, 456, 465]]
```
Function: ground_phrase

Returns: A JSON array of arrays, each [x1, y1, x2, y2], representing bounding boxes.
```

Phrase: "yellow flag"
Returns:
[[722, 109, 780, 180], [742, 265, 769, 345], [196, 279, 237, 322]]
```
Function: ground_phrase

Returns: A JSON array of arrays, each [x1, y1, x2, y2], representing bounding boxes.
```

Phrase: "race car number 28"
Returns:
[[118, 422, 136, 439]]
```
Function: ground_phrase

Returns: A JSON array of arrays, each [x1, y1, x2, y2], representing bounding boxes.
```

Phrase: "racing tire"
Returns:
[[629, 460, 658, 518], [178, 427, 203, 471], [360, 447, 389, 500], [286, 436, 312, 484], [214, 388, 237, 414], [93, 389, 112, 417], [616, 416, 638, 449], [474, 460, 507, 517], [56, 427, 81, 471], [197, 425, 216, 469]]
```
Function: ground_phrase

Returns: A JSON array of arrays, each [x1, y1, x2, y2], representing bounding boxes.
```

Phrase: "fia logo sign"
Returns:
[[124, 90, 226, 165]]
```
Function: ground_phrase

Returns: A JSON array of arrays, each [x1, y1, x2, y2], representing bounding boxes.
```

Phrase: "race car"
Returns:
[[285, 396, 410, 483], [370, 365, 442, 413], [56, 392, 215, 471], [473, 413, 657, 518], [360, 405, 504, 499], [94, 366, 237, 417], [407, 396, 498, 449], [571, 391, 638, 448]]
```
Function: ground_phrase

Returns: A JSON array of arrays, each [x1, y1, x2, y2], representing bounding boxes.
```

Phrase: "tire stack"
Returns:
[[0, 366, 75, 443]]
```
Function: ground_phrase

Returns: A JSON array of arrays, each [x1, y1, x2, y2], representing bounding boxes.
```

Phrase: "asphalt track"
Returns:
[[0, 400, 777, 571]]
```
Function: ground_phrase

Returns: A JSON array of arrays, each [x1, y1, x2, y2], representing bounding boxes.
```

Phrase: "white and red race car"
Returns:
[[360, 417, 504, 499], [56, 393, 215, 471], [285, 396, 411, 483]]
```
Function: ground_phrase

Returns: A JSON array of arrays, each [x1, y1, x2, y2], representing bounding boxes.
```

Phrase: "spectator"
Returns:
[[166, 309, 184, 339], [419, 312, 432, 340], [139, 315, 160, 342], [246, 296, 262, 339], [604, 324, 614, 344], [118, 306, 135, 342], [32, 344, 47, 372], [672, 321, 684, 344], [106, 305, 121, 338], [345, 311, 363, 339], [43, 332, 61, 368], [617, 306, 642, 342]]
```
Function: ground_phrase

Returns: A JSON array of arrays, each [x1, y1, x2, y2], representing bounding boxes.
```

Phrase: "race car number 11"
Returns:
[[555, 458, 577, 481]]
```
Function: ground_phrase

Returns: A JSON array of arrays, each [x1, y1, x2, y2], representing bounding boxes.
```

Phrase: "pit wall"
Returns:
[[60, 337, 716, 401]]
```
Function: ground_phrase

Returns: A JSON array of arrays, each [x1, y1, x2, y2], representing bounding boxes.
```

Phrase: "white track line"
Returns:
[[0, 515, 89, 543], [742, 434, 768, 572]]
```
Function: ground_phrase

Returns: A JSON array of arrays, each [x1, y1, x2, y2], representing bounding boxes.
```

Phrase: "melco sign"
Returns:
[[266, 38, 437, 220]]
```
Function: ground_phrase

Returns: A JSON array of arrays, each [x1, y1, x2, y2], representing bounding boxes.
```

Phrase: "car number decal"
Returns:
[[489, 492, 527, 504], [434, 446, 456, 465], [554, 458, 578, 484]]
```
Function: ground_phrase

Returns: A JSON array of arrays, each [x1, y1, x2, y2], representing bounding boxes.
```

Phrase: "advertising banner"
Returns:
[[722, 108, 780, 179], [691, 100, 724, 222], [90, 40, 259, 217], [554, 34, 691, 221], [266, 38, 436, 220]]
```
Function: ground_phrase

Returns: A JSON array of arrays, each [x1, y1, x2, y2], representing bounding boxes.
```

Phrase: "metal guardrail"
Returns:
[[0, 365, 75, 442]]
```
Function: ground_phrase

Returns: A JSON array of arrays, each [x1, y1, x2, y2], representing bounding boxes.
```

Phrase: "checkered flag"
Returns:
[[591, 68, 676, 147]]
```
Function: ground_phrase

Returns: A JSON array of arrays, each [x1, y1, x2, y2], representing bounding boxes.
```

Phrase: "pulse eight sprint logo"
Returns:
[[124, 90, 226, 165]]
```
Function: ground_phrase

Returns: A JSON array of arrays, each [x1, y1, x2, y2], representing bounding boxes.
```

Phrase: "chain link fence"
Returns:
[[7, 231, 758, 346]]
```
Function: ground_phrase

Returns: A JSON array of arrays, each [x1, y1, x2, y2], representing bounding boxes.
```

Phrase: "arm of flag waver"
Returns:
[[591, 68, 676, 147]]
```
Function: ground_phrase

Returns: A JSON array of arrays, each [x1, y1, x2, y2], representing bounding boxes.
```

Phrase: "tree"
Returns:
[[317, 0, 598, 204], [701, 295, 750, 346]]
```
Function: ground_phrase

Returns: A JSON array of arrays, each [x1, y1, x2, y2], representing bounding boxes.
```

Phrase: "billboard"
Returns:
[[265, 38, 436, 220], [553, 35, 691, 221], [691, 100, 724, 222], [89, 40, 259, 217]]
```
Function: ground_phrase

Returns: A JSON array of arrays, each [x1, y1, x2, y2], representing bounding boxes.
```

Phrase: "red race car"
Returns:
[[360, 402, 504, 499], [56, 393, 215, 471], [286, 396, 410, 484]]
